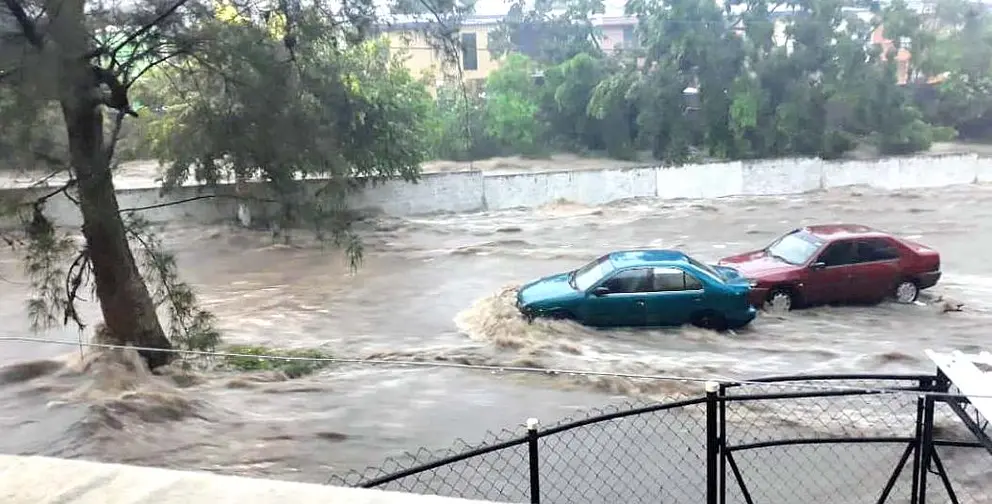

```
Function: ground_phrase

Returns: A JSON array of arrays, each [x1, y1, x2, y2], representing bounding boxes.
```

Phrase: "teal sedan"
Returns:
[[516, 249, 757, 330]]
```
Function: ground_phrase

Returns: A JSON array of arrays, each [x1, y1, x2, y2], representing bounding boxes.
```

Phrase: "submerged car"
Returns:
[[515, 249, 757, 330], [717, 224, 941, 311]]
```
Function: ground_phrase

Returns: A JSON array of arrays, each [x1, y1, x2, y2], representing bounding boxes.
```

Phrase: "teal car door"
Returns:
[[580, 267, 652, 327], [642, 267, 705, 326]]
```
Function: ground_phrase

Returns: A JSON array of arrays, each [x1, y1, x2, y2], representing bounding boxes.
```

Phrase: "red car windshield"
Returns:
[[766, 231, 824, 265]]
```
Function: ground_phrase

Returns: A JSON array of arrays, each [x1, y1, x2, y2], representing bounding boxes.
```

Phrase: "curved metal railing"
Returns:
[[328, 373, 991, 504]]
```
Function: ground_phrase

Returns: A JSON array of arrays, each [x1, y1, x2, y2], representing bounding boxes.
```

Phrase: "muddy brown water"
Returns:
[[1, 184, 991, 493]]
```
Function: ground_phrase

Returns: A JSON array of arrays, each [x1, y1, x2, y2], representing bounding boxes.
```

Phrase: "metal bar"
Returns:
[[726, 437, 914, 452], [706, 382, 719, 504], [359, 435, 531, 488], [929, 448, 959, 504], [527, 418, 541, 504], [719, 383, 728, 504], [720, 388, 919, 403], [875, 442, 915, 504], [917, 393, 937, 504], [536, 397, 708, 438], [910, 393, 926, 504], [725, 450, 755, 504], [944, 399, 992, 456], [933, 439, 988, 449], [725, 373, 934, 388]]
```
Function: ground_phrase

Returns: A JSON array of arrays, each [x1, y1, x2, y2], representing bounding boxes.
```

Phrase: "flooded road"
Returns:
[[1, 183, 992, 483]]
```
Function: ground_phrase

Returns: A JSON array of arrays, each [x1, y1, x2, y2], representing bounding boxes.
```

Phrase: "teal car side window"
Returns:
[[601, 268, 653, 293], [684, 271, 703, 290], [650, 267, 704, 292]]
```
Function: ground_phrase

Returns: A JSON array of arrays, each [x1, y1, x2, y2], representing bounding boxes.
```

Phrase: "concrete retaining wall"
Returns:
[[0, 455, 501, 504], [483, 166, 657, 210], [1, 153, 987, 227]]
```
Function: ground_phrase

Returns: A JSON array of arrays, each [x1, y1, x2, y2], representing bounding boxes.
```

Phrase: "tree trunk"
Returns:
[[42, 0, 174, 369], [61, 89, 174, 370]]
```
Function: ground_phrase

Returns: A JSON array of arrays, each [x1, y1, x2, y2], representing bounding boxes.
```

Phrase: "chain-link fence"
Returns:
[[328, 373, 992, 504]]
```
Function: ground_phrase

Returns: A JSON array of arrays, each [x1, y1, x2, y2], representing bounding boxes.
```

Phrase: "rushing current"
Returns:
[[1, 182, 991, 486]]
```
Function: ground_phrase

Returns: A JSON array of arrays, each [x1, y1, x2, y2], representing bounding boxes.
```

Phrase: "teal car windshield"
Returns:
[[686, 255, 724, 283], [767, 231, 824, 265], [571, 256, 616, 291]]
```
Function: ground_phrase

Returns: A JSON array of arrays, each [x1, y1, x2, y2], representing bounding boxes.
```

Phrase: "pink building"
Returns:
[[871, 25, 913, 84], [594, 15, 638, 53]]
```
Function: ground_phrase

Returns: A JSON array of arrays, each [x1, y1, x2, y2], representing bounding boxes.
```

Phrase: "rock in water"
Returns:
[[933, 295, 964, 313]]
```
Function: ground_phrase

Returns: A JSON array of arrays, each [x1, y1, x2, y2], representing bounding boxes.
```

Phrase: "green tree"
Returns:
[[146, 25, 438, 256], [481, 53, 545, 155], [488, 0, 605, 65], [0, 0, 457, 368], [889, 0, 992, 140], [619, 0, 936, 162], [542, 52, 625, 154]]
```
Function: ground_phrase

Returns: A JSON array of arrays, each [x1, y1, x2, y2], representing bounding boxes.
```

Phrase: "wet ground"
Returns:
[[1, 183, 991, 487]]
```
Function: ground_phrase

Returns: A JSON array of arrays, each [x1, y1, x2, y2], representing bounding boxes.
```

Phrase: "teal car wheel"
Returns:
[[691, 310, 728, 331]]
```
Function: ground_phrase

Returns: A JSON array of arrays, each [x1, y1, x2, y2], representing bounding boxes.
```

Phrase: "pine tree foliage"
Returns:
[[124, 213, 221, 352]]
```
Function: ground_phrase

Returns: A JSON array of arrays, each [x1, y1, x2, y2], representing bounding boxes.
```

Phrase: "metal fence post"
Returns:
[[917, 392, 936, 504], [909, 394, 925, 504], [718, 383, 728, 504], [527, 417, 541, 504], [706, 381, 720, 504]]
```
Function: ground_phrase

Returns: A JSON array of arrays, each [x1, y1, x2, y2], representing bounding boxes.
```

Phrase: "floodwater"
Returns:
[[1, 183, 991, 491]]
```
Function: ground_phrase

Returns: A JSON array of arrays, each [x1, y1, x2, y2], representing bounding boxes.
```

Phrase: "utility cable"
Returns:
[[2, 335, 991, 401]]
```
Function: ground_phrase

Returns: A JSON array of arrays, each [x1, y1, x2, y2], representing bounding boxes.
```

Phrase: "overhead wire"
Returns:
[[1, 335, 990, 401]]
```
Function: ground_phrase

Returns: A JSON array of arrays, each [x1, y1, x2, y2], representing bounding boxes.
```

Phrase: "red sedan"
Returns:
[[717, 224, 941, 311]]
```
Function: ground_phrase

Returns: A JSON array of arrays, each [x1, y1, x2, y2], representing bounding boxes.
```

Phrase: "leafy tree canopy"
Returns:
[[0, 0, 461, 367]]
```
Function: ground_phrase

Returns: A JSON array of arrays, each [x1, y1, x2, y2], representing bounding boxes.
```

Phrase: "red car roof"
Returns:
[[802, 224, 891, 240]]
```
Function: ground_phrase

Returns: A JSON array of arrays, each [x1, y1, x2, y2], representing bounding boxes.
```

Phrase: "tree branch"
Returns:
[[0, 232, 17, 248], [117, 193, 277, 214], [62, 249, 90, 328], [125, 49, 186, 87], [108, 0, 192, 60], [26, 169, 69, 188], [104, 109, 126, 163], [91, 65, 139, 116], [3, 0, 43, 48], [29, 180, 76, 208]]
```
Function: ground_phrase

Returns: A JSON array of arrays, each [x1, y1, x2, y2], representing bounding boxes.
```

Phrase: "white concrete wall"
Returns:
[[0, 455, 502, 504], [656, 161, 744, 199], [350, 171, 485, 215], [484, 167, 656, 210], [2, 153, 991, 227]]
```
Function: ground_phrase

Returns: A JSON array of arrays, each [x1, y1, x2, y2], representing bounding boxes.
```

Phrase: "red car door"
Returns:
[[848, 238, 904, 303], [802, 240, 859, 305]]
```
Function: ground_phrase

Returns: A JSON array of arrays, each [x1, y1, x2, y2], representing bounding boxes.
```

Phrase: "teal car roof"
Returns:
[[607, 249, 689, 268]]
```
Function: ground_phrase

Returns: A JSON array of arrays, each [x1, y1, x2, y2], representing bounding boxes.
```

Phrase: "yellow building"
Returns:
[[382, 15, 503, 90], [381, 13, 638, 89]]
